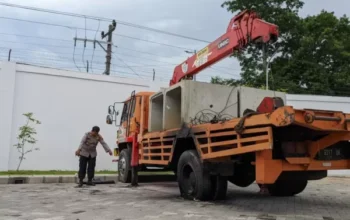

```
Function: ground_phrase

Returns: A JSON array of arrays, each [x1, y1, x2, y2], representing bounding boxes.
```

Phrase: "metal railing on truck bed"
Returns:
[[139, 106, 350, 167]]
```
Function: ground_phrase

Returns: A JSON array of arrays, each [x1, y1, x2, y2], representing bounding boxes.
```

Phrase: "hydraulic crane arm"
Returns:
[[170, 10, 279, 86]]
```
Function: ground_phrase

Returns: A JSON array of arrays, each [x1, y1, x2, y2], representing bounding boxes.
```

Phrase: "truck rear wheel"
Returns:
[[177, 150, 212, 201], [267, 179, 308, 197], [118, 149, 131, 183]]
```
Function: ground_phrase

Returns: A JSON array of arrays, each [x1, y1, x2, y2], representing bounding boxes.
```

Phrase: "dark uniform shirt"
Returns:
[[78, 132, 111, 158]]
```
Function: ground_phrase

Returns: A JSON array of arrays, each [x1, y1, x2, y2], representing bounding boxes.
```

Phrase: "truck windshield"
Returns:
[[120, 99, 136, 125], [120, 102, 128, 125]]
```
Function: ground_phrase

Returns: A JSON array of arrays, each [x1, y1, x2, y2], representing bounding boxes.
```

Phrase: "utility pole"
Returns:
[[153, 69, 155, 81], [8, 49, 11, 61], [74, 37, 111, 73], [73, 20, 116, 75], [101, 20, 116, 75], [86, 60, 89, 73]]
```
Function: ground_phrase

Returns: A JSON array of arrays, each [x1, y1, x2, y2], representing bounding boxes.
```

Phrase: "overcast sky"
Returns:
[[0, 0, 348, 82]]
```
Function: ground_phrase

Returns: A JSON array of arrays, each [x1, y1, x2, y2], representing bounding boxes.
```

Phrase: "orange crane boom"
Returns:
[[169, 10, 279, 86]]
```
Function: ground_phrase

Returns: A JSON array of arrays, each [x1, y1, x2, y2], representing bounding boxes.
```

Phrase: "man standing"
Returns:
[[75, 126, 112, 187]]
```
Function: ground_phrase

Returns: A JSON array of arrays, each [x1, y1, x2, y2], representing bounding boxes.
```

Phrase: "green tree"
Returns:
[[273, 11, 350, 95], [211, 76, 241, 86], [14, 113, 41, 171], [213, 1, 350, 96], [210, 76, 287, 92]]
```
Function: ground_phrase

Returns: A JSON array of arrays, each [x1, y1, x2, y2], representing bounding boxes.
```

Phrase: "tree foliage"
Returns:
[[211, 76, 241, 86], [14, 112, 41, 171], [212, 0, 350, 96], [276, 11, 350, 95]]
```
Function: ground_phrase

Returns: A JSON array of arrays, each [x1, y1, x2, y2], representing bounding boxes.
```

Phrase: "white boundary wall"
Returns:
[[0, 61, 349, 176], [286, 94, 350, 112], [0, 61, 167, 171]]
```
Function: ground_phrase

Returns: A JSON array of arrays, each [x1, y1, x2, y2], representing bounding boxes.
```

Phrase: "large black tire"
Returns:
[[267, 179, 308, 197], [177, 150, 212, 201], [211, 176, 228, 200], [118, 149, 131, 183]]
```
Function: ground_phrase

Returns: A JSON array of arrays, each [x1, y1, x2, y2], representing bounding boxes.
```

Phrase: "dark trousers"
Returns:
[[79, 155, 96, 181]]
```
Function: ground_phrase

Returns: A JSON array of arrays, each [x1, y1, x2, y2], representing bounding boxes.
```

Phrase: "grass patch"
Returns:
[[0, 170, 174, 176], [0, 170, 115, 176]]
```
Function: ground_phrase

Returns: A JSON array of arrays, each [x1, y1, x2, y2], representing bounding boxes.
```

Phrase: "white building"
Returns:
[[0, 61, 349, 176]]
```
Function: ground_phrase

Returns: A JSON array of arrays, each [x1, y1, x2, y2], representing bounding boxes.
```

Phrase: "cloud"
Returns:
[[146, 19, 183, 30]]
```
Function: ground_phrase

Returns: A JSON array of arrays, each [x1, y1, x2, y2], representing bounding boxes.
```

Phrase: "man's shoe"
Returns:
[[77, 180, 83, 187], [86, 180, 95, 186]]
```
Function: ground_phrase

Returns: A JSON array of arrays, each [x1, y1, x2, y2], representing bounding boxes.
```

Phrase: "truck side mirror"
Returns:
[[108, 106, 114, 115], [106, 115, 113, 125]]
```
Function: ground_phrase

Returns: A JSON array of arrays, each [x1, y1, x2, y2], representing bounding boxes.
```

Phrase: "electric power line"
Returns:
[[113, 53, 142, 78], [0, 3, 252, 75], [0, 45, 174, 69], [6, 52, 347, 94], [0, 2, 211, 43], [82, 16, 88, 71], [0, 35, 184, 59], [0, 52, 153, 74], [0, 32, 72, 42], [0, 54, 157, 78], [0, 41, 178, 61], [0, 33, 241, 71], [210, 66, 241, 78], [0, 47, 241, 79], [90, 20, 100, 73], [115, 33, 191, 50], [0, 37, 240, 72], [115, 45, 180, 59], [0, 16, 195, 51], [0, 51, 218, 81], [73, 29, 81, 72], [0, 41, 179, 64], [0, 49, 241, 83], [0, 45, 176, 69]]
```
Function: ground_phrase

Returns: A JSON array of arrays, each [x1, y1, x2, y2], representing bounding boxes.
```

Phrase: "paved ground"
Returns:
[[0, 177, 349, 220]]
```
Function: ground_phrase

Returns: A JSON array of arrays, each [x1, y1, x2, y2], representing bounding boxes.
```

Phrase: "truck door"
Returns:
[[118, 91, 143, 140]]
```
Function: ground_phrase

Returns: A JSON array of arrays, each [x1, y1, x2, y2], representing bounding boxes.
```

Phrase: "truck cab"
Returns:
[[106, 91, 154, 182]]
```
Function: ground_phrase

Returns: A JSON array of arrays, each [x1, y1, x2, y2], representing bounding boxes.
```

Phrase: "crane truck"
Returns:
[[106, 10, 350, 201]]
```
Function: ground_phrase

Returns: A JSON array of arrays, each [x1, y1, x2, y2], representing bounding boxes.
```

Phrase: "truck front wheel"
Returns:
[[177, 150, 212, 201], [118, 149, 131, 183], [267, 178, 308, 197]]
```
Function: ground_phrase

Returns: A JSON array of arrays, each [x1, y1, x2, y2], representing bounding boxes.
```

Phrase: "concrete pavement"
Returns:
[[0, 177, 349, 220]]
